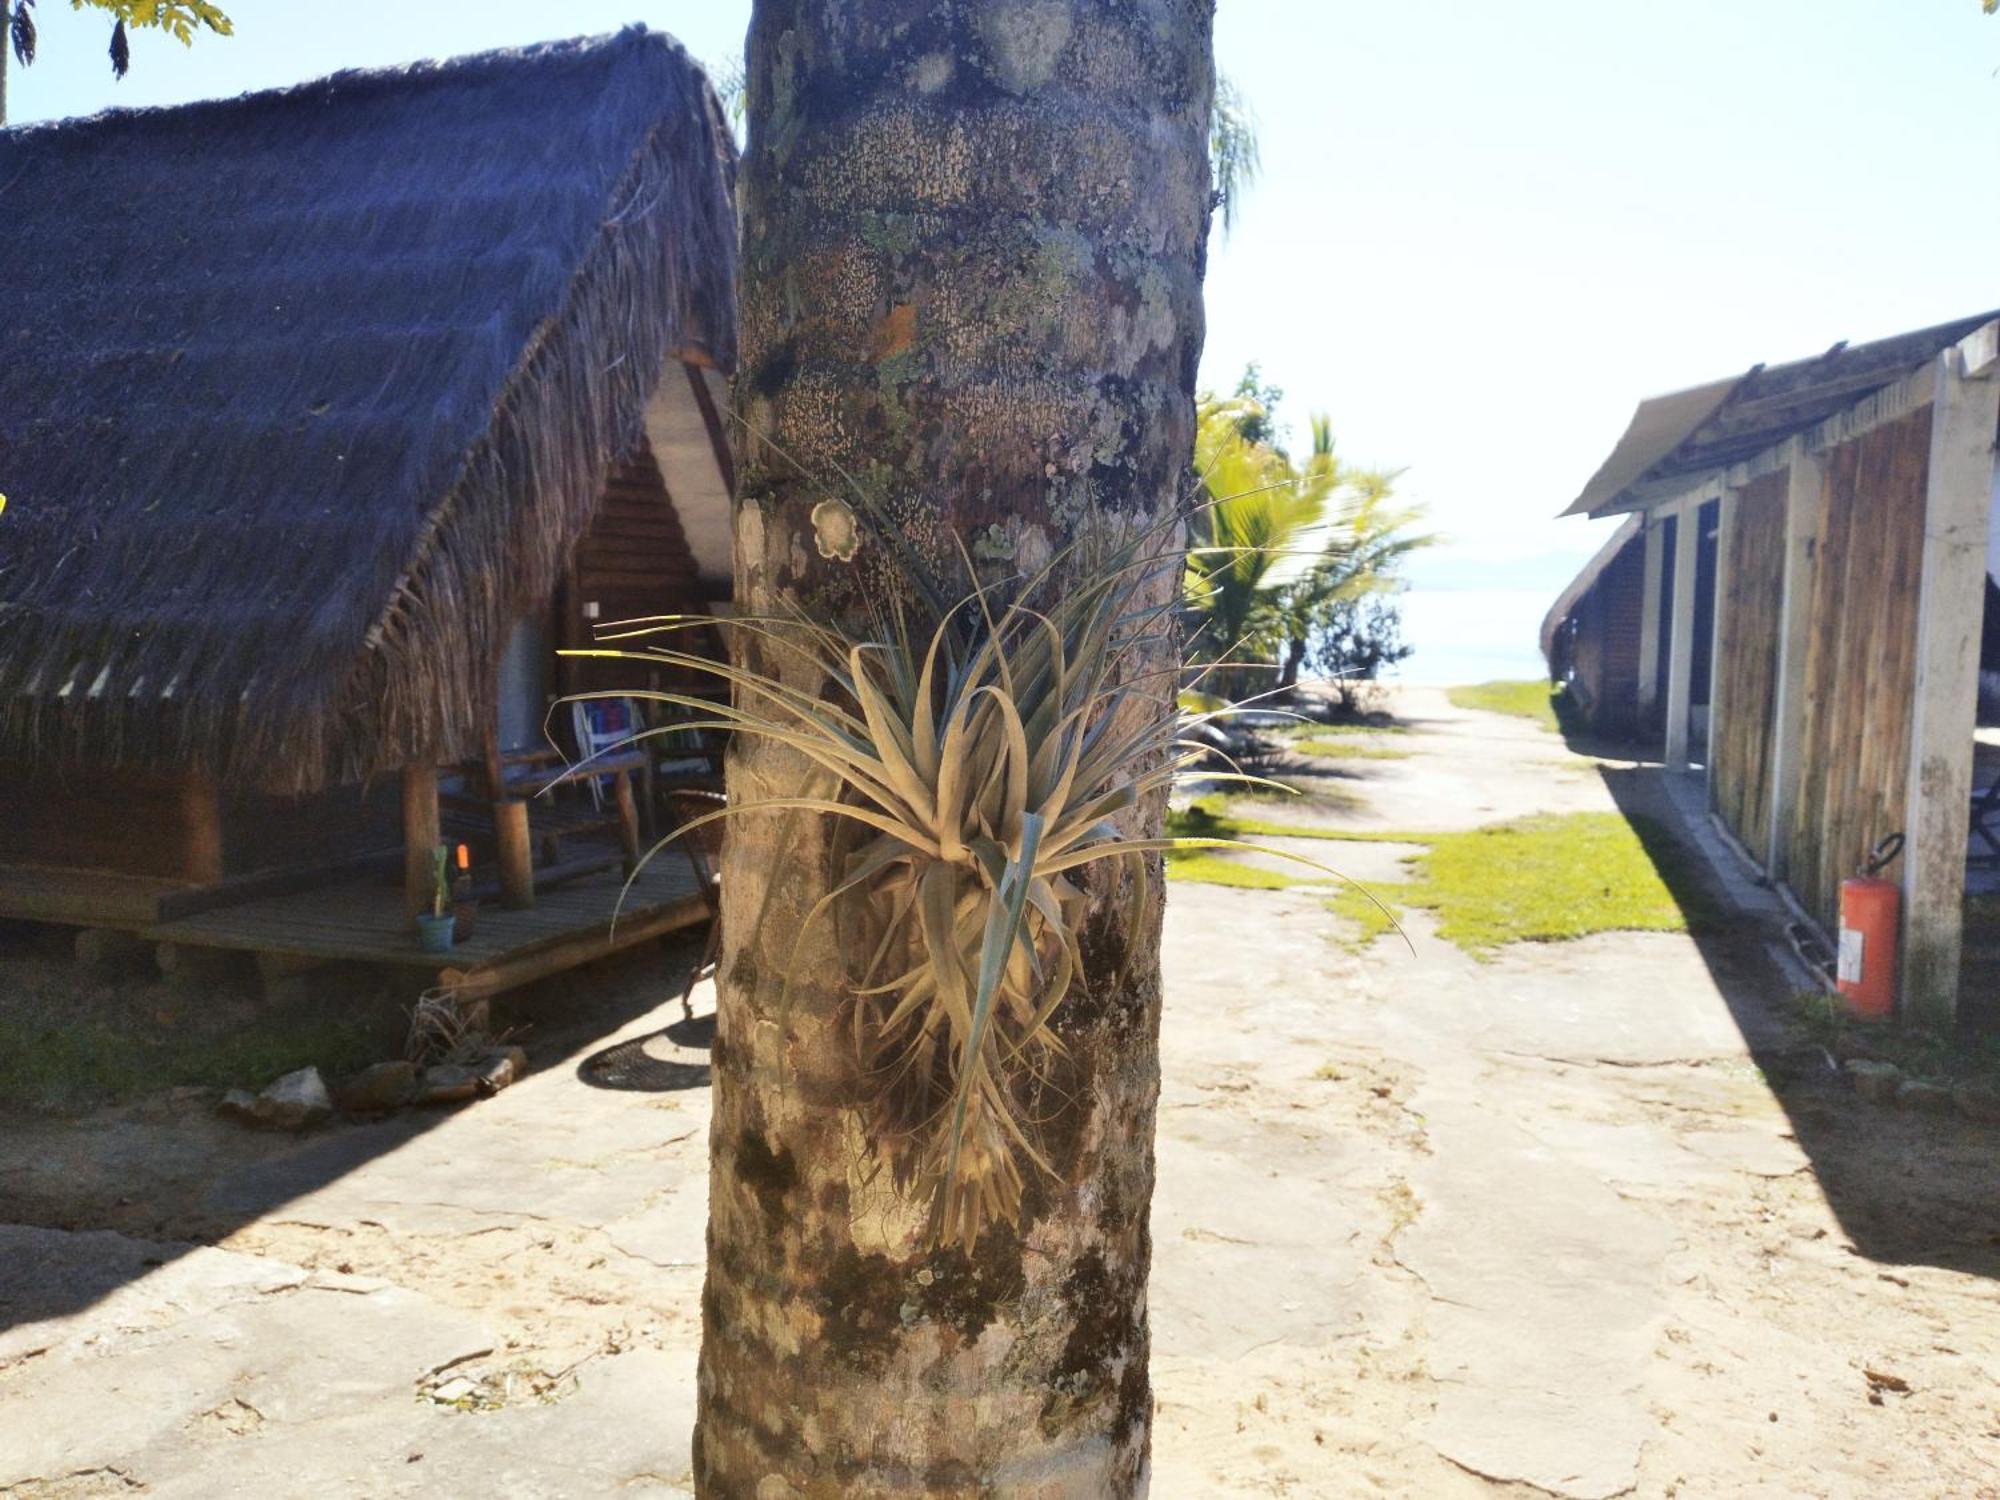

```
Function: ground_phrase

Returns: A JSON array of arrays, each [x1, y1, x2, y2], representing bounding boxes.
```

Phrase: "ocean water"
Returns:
[[1388, 588, 1555, 687]]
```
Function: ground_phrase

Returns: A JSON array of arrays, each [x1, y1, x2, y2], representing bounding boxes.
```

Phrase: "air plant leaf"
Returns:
[[562, 514, 1357, 1249]]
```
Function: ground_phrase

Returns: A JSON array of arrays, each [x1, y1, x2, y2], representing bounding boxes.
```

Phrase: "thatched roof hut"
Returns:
[[0, 26, 737, 797]]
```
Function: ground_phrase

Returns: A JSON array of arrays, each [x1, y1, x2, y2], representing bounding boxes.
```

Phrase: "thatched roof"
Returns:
[[0, 27, 737, 794]]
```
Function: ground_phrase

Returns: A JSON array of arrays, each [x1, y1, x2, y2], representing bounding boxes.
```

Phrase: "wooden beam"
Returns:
[[402, 764, 441, 927], [436, 897, 708, 1002], [183, 776, 225, 885], [1899, 348, 1999, 1028], [1705, 486, 1739, 801], [613, 769, 642, 874], [1664, 504, 1702, 771], [685, 361, 737, 498], [1766, 449, 1826, 879], [494, 798, 535, 910], [1636, 518, 1666, 717]]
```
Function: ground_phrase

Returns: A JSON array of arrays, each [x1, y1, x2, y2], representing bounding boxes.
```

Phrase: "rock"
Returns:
[[218, 1068, 331, 1131], [416, 1064, 479, 1106], [473, 1045, 528, 1095], [1830, 1031, 1889, 1064], [1844, 1059, 1902, 1105], [333, 1060, 418, 1114], [256, 1067, 332, 1130], [1953, 1083, 2000, 1124], [1895, 1079, 1955, 1115]]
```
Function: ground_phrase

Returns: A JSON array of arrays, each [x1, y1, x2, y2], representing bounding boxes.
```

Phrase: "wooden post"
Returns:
[[1664, 501, 1702, 771], [1705, 486, 1738, 801], [402, 764, 441, 927], [495, 798, 535, 909], [1636, 517, 1666, 720], [613, 768, 642, 874], [483, 719, 535, 910], [1899, 341, 2000, 1028], [183, 775, 225, 886], [1766, 448, 1826, 879]]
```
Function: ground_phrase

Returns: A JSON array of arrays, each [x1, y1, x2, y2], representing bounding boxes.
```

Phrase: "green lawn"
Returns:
[[1164, 798, 1367, 889], [1325, 811, 1709, 957], [1446, 679, 1560, 733], [1167, 795, 1427, 845], [1291, 739, 1413, 761], [1271, 719, 1406, 738], [1163, 853, 1315, 890], [1169, 799, 1709, 958]]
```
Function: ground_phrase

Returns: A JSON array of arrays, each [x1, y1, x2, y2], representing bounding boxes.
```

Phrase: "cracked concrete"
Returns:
[[1150, 688, 2000, 1498], [3, 687, 1998, 1497]]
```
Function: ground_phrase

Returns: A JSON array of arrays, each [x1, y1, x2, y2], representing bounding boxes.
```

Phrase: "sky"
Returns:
[[10, 0, 2000, 678]]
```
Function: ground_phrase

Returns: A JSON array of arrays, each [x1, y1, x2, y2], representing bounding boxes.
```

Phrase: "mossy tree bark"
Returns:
[[697, 2, 1213, 1495]]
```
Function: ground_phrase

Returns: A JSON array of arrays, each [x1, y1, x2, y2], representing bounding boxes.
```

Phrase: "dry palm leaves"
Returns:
[[574, 530, 1341, 1248]]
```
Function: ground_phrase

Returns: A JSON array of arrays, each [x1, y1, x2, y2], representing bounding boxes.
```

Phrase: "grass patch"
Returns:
[[1322, 811, 1709, 957], [0, 1011, 383, 1115], [1447, 679, 1560, 733], [1326, 880, 1408, 948], [1792, 990, 2000, 1090], [1163, 853, 1314, 890], [1169, 796, 1430, 846], [1272, 718, 1406, 738], [1292, 739, 1413, 761]]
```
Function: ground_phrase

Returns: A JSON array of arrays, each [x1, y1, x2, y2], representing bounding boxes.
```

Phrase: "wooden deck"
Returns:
[[142, 849, 708, 991]]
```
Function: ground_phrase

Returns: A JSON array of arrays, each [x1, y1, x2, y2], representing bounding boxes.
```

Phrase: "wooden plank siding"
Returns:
[[1782, 407, 1934, 930], [0, 763, 223, 881], [557, 440, 723, 701], [1710, 471, 1788, 858], [1570, 539, 1648, 735]]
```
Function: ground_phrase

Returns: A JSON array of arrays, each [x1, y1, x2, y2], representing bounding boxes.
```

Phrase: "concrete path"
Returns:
[[4, 686, 1998, 1498]]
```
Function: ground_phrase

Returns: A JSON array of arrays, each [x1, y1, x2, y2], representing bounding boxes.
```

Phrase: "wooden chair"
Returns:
[[663, 787, 725, 1021]]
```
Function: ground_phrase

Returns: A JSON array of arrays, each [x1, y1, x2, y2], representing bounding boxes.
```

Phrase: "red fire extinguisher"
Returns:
[[1836, 833, 1903, 1023]]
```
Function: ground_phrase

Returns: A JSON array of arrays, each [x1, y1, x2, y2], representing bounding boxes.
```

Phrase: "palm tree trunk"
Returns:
[[1280, 632, 1307, 690], [697, 2, 1214, 1495]]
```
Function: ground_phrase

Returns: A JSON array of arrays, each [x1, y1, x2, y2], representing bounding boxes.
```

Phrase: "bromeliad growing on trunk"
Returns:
[[575, 529, 1333, 1249]]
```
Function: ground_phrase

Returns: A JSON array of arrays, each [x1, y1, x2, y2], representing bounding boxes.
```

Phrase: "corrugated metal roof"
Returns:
[[1560, 310, 2000, 518]]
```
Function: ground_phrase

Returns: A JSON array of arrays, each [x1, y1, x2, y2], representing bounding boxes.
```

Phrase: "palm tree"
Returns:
[[1274, 448, 1435, 689], [694, 2, 1213, 1494], [1185, 399, 1394, 697]]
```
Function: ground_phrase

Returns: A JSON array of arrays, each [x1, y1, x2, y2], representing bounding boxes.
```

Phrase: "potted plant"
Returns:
[[416, 844, 455, 953]]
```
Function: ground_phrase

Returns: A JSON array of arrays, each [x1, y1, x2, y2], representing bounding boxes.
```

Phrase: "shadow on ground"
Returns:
[[1598, 765, 2000, 1281], [578, 1012, 713, 1092], [0, 931, 708, 1336]]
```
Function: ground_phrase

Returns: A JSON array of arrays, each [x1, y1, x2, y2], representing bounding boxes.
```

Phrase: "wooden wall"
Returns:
[[1711, 471, 1788, 858], [1570, 536, 1647, 735], [1782, 407, 1933, 929], [0, 764, 221, 881], [0, 763, 398, 916], [557, 440, 721, 700]]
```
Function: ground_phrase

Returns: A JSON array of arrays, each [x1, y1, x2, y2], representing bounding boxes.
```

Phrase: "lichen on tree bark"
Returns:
[[697, 2, 1214, 1494]]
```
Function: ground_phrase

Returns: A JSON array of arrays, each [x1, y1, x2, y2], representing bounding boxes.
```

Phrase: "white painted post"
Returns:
[[1766, 447, 1825, 879], [1663, 499, 1702, 772], [1636, 517, 1665, 720], [1900, 339, 2000, 1029], [1705, 486, 1738, 800]]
